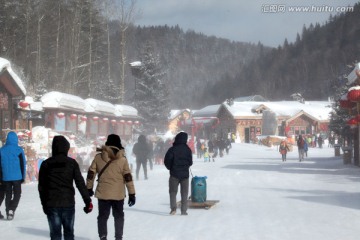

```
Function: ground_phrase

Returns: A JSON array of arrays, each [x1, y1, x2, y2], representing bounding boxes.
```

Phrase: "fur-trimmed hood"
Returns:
[[98, 145, 123, 161]]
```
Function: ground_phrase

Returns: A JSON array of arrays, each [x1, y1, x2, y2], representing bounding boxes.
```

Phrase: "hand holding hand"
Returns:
[[83, 202, 93, 214], [88, 189, 94, 197]]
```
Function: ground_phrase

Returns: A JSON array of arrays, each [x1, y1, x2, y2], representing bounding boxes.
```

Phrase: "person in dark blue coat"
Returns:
[[0, 131, 26, 220], [164, 132, 193, 215]]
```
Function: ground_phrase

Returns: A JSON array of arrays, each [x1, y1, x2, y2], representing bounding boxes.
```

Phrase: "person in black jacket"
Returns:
[[38, 135, 92, 240], [164, 132, 193, 215], [132, 135, 151, 180]]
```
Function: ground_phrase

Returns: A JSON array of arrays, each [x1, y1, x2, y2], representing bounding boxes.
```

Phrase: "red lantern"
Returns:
[[70, 114, 77, 120], [134, 121, 140, 125], [57, 112, 65, 118], [339, 99, 355, 109], [127, 120, 133, 125], [93, 116, 99, 121], [70, 134, 76, 140], [347, 87, 360, 102], [120, 120, 125, 124], [19, 101, 29, 108], [80, 116, 87, 121], [111, 119, 117, 124], [347, 117, 358, 126], [103, 117, 109, 122]]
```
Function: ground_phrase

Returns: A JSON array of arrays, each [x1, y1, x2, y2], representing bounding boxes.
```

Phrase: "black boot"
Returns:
[[0, 211, 4, 219]]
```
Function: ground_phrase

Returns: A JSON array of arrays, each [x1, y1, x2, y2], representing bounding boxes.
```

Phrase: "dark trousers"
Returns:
[[169, 176, 189, 213], [47, 206, 75, 240], [4, 180, 22, 214], [136, 159, 147, 179], [98, 199, 124, 240]]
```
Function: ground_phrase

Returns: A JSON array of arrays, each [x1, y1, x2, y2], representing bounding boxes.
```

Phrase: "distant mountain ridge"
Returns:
[[123, 25, 265, 108], [200, 3, 360, 105]]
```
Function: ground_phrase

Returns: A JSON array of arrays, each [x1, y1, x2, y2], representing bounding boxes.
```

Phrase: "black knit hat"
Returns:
[[105, 134, 122, 149]]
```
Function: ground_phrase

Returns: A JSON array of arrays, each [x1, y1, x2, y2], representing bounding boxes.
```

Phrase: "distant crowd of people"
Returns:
[[279, 133, 335, 162], [195, 136, 233, 162]]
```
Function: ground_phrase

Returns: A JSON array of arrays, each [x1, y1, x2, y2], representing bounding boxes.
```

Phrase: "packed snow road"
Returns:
[[1, 143, 360, 240]]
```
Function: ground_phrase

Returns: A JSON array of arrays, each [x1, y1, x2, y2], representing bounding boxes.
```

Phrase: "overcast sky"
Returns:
[[135, 0, 359, 47]]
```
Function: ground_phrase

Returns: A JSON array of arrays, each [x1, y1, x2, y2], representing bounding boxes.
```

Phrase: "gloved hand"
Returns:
[[43, 206, 49, 215], [128, 194, 136, 207], [88, 189, 94, 197], [83, 202, 93, 214]]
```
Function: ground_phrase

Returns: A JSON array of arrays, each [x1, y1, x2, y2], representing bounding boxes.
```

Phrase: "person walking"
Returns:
[[207, 139, 215, 162], [279, 140, 290, 162], [297, 135, 306, 162], [38, 135, 92, 240], [164, 132, 193, 216], [132, 135, 151, 180], [318, 135, 323, 148], [87, 134, 136, 240], [304, 140, 309, 157], [0, 131, 26, 220], [196, 138, 202, 159]]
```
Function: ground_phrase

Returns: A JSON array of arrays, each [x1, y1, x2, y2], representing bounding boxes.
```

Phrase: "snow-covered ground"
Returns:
[[1, 143, 360, 240]]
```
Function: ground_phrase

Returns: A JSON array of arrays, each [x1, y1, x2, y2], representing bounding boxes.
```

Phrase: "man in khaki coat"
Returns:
[[87, 134, 136, 240]]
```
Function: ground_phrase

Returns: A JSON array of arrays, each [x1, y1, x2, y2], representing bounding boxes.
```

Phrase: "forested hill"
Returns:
[[2, 1, 358, 109], [0, 0, 265, 109], [124, 25, 265, 108], [201, 3, 360, 105]]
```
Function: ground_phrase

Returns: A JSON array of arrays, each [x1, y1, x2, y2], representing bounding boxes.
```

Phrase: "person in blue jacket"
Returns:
[[0, 131, 26, 220], [164, 132, 193, 216]]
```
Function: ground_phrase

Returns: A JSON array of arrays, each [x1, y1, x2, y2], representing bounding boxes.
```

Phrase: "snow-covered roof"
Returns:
[[0, 57, 26, 96], [114, 104, 138, 117], [224, 101, 332, 121], [169, 109, 191, 120], [192, 105, 220, 117], [347, 62, 360, 84], [130, 61, 142, 67], [41, 91, 86, 111], [85, 98, 116, 116], [30, 102, 43, 112]]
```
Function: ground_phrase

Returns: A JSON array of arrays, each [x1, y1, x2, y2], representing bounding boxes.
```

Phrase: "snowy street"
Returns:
[[1, 143, 360, 240]]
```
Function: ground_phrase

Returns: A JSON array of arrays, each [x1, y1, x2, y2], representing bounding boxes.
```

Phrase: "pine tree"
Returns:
[[34, 79, 47, 101], [328, 70, 352, 136], [134, 42, 170, 134]]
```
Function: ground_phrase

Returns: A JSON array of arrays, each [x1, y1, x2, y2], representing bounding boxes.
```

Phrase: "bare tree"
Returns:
[[116, 0, 139, 103]]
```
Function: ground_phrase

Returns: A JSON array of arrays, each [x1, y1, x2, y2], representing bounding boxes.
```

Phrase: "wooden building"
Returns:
[[190, 98, 331, 143], [0, 57, 26, 140]]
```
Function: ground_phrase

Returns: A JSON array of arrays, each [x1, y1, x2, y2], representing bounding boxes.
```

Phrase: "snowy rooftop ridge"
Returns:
[[224, 101, 332, 121], [192, 104, 220, 117], [85, 98, 116, 115], [169, 109, 192, 119], [0, 57, 26, 96], [40, 91, 138, 117], [114, 104, 138, 117], [41, 91, 86, 111]]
